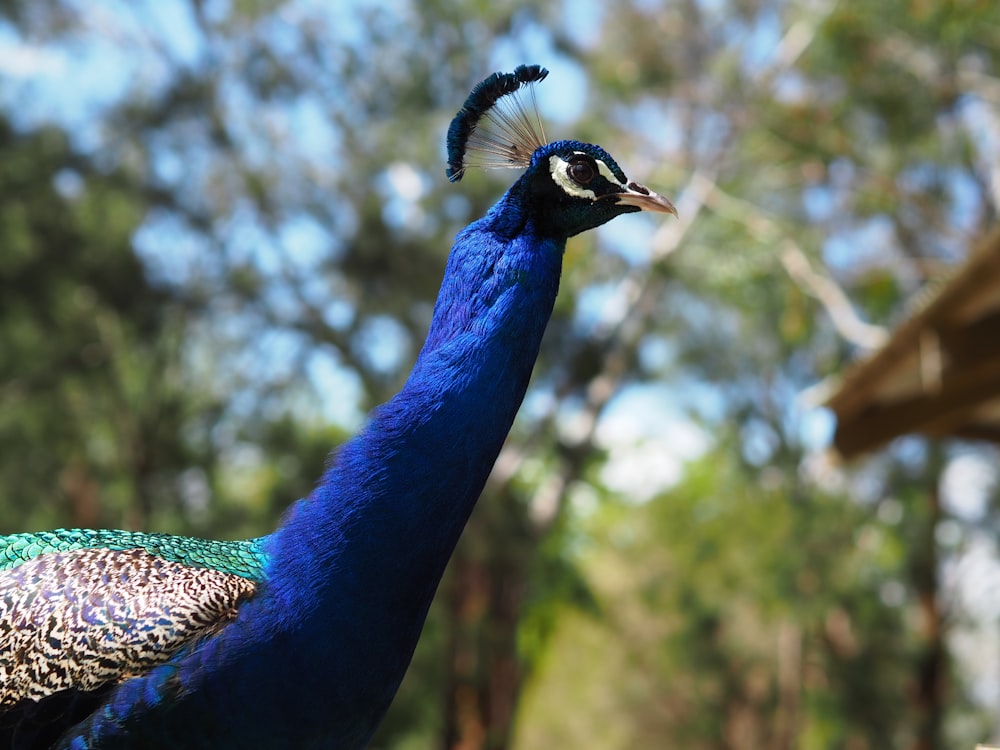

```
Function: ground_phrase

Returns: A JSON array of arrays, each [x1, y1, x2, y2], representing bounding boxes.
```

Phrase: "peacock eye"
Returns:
[[567, 158, 596, 186]]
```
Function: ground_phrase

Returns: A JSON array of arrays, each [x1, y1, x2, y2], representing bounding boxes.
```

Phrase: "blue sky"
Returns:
[[0, 0, 843, 462]]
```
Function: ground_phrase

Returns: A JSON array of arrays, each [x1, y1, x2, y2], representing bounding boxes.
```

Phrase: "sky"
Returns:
[[3, 0, 994, 496], [4, 0, 1000, 721], [7, 0, 991, 500], [0, 0, 721, 479]]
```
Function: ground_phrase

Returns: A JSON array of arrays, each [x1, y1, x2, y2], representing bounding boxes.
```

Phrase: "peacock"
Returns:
[[0, 65, 675, 749]]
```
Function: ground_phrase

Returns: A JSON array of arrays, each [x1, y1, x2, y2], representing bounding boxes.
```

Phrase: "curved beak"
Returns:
[[615, 181, 678, 217]]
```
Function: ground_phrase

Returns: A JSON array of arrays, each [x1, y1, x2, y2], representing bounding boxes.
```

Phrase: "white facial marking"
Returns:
[[593, 157, 623, 185], [548, 152, 626, 200]]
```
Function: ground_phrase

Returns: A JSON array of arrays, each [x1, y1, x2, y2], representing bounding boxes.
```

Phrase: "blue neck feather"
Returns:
[[72, 186, 564, 749], [260, 190, 563, 742]]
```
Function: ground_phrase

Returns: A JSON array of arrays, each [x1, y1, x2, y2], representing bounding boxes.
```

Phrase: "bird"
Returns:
[[0, 64, 676, 750]]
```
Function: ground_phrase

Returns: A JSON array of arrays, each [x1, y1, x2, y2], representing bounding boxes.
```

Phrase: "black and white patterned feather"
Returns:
[[0, 547, 256, 708]]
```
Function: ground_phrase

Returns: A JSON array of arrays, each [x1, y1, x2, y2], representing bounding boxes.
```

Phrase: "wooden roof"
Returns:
[[827, 226, 1000, 459]]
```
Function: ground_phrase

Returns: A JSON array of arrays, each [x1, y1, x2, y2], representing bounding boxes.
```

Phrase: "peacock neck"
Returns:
[[266, 191, 565, 651]]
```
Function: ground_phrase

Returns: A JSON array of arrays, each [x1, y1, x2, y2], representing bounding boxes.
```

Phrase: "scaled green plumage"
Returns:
[[0, 529, 266, 580]]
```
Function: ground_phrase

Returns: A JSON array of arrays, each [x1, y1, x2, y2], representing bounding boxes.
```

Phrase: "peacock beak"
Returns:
[[614, 181, 678, 216]]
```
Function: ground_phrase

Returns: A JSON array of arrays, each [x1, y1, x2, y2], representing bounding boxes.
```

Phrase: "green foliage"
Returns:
[[517, 452, 919, 749], [1, 0, 998, 748], [0, 118, 192, 530]]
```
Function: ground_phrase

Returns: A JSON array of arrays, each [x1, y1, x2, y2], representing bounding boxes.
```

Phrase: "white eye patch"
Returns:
[[548, 152, 625, 200]]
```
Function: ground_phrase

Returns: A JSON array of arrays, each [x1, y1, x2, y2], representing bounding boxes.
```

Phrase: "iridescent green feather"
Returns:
[[0, 528, 266, 580]]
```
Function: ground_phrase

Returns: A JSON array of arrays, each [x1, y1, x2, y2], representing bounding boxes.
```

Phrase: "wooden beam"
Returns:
[[948, 425, 1000, 445], [936, 307, 1000, 370], [833, 353, 1000, 458], [827, 227, 1000, 423]]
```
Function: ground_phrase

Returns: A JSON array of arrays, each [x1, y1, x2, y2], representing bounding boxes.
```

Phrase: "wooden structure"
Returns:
[[827, 227, 1000, 459]]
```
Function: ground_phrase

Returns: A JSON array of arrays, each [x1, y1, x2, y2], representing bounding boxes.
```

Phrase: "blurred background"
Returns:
[[1, 0, 999, 748]]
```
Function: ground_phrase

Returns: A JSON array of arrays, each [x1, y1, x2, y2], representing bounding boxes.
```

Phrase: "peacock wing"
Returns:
[[0, 546, 257, 708]]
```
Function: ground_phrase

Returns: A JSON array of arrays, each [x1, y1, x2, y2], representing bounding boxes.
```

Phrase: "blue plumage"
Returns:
[[0, 66, 675, 749]]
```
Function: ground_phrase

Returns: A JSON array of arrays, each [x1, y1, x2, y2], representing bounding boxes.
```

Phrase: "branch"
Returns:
[[690, 171, 889, 351], [778, 241, 889, 350]]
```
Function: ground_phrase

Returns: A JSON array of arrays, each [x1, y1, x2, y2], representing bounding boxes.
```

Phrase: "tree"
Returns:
[[2, 1, 999, 748], [0, 116, 217, 532]]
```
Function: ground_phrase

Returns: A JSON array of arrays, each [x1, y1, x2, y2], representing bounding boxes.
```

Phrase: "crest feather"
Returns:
[[446, 65, 549, 183]]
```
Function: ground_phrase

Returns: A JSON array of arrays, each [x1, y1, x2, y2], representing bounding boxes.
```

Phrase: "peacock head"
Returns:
[[446, 65, 676, 238]]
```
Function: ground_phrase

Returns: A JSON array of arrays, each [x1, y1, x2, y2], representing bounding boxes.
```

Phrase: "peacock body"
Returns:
[[0, 65, 675, 749]]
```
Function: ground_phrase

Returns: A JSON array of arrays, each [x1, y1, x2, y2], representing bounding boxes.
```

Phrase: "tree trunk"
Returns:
[[441, 507, 529, 750], [910, 444, 945, 750]]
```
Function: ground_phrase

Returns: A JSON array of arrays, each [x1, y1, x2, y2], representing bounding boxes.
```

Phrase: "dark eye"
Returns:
[[568, 158, 596, 185]]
